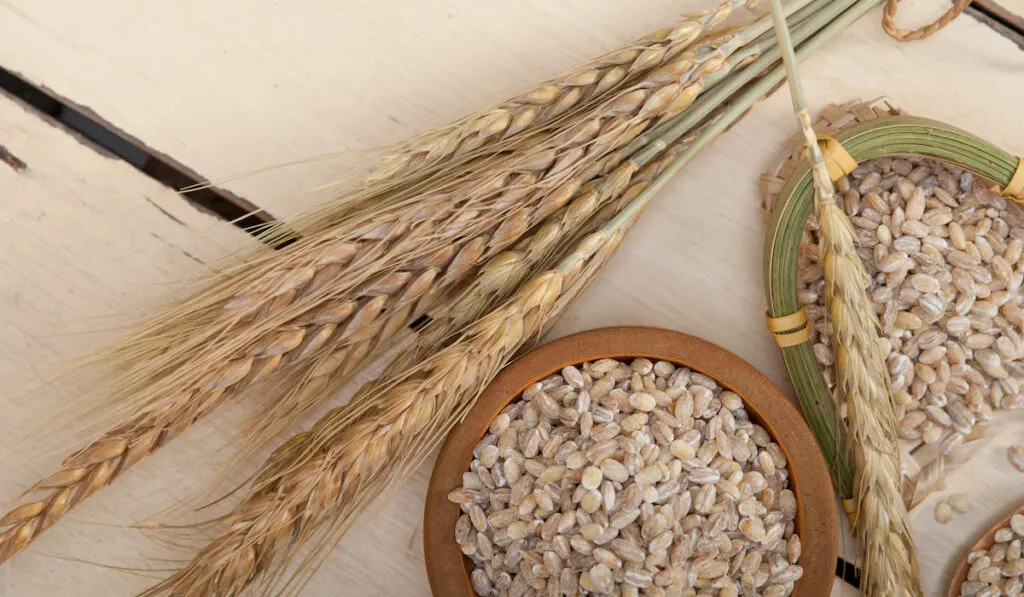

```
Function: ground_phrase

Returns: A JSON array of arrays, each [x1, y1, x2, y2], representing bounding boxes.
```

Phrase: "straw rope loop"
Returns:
[[882, 0, 971, 42]]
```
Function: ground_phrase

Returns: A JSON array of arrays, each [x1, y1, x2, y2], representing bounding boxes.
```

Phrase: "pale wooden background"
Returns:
[[2, 1, 1024, 596]]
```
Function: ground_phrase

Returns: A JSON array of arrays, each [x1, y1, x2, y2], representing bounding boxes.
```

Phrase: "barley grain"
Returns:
[[450, 358, 801, 596], [949, 493, 972, 513], [1006, 445, 1024, 473]]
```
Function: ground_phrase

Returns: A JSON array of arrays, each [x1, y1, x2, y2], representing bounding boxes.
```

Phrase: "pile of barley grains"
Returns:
[[958, 514, 1024, 597], [798, 157, 1024, 447], [448, 358, 802, 597]]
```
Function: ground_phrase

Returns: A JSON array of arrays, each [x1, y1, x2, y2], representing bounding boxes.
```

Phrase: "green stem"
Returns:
[[622, 0, 856, 166], [557, 0, 884, 494], [769, 0, 813, 127], [745, 0, 844, 58], [769, 0, 839, 208], [733, 0, 819, 46], [606, 0, 880, 235], [670, 0, 822, 119]]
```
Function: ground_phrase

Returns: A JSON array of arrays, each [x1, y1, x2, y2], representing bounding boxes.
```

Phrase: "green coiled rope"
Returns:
[[764, 114, 1020, 498]]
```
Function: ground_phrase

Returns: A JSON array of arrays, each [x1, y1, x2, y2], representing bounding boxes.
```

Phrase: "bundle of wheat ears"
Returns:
[[0, 0, 937, 594]]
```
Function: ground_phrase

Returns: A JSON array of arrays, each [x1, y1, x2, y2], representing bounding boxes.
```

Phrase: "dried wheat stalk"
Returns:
[[369, 0, 750, 182], [139, 227, 625, 597], [197, 0, 737, 230], [140, 37, 809, 589], [0, 0, 832, 569], [0, 17, 764, 563], [0, 235, 461, 564], [391, 154, 677, 370], [246, 133, 709, 490], [0, 115, 664, 566], [760, 98, 1007, 512], [767, 2, 922, 595], [246, 146, 681, 444], [249, 153, 679, 488], [153, 0, 800, 377], [122, 35, 733, 369], [100, 2, 771, 384]]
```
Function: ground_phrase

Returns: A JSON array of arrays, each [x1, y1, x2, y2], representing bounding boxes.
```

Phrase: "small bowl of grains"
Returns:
[[948, 503, 1024, 597], [424, 326, 837, 597]]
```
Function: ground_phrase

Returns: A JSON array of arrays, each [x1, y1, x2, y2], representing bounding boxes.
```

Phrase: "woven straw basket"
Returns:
[[761, 98, 1024, 508]]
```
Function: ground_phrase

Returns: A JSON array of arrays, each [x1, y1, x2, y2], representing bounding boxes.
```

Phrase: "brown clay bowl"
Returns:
[[946, 503, 1024, 597], [424, 326, 838, 596]]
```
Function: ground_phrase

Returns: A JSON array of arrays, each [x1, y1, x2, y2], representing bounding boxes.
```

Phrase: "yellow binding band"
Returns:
[[801, 137, 858, 182], [842, 498, 857, 528], [774, 325, 811, 348], [1003, 157, 1024, 202], [765, 309, 806, 332], [766, 309, 811, 348]]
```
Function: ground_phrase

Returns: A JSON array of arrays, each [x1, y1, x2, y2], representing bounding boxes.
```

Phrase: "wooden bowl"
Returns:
[[946, 503, 1024, 597], [424, 326, 838, 596]]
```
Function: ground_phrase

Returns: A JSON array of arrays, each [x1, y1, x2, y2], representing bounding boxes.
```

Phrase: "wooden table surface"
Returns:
[[2, 1, 1024, 596]]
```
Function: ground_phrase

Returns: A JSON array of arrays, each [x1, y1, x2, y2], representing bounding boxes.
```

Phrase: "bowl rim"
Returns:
[[945, 502, 1024, 597], [424, 326, 838, 596]]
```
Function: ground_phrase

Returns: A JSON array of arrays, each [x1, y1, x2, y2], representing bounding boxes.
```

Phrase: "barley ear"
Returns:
[[134, 270, 581, 597], [0, 20, 736, 561], [766, 1, 922, 595], [371, 0, 745, 181], [819, 199, 922, 596]]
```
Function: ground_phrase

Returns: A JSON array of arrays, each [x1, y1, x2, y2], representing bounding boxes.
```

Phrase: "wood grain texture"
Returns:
[[0, 92, 258, 595], [1, 1, 1024, 596], [0, 0, 724, 218]]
